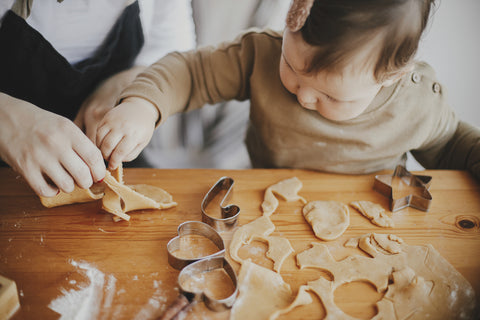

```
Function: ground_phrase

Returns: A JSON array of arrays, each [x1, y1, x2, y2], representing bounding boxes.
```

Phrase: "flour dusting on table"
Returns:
[[48, 260, 116, 320]]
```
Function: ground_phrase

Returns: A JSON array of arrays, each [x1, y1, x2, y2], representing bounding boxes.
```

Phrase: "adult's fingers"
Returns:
[[71, 134, 106, 183], [23, 169, 59, 197], [60, 152, 94, 190], [41, 162, 76, 194]]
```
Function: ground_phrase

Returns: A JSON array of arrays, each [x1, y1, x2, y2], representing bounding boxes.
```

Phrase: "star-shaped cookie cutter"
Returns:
[[373, 165, 433, 212]]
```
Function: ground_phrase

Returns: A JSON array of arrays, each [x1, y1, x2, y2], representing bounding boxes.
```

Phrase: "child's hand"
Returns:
[[74, 66, 145, 143], [96, 97, 158, 170], [0, 94, 106, 197]]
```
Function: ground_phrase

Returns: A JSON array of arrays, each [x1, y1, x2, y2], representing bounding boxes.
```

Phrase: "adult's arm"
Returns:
[[0, 92, 106, 196]]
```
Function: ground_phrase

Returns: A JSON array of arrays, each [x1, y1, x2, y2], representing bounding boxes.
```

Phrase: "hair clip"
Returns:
[[286, 0, 315, 32]]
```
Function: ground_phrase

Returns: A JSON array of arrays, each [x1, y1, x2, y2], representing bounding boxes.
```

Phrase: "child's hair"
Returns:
[[292, 0, 436, 82]]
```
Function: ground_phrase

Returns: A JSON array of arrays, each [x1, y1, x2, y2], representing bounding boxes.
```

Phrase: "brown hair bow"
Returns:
[[286, 0, 315, 32]]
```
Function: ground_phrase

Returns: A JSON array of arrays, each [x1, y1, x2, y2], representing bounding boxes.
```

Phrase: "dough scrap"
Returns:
[[373, 233, 403, 254], [230, 260, 293, 320], [350, 200, 394, 228], [261, 177, 307, 216], [344, 233, 404, 257], [102, 170, 177, 221], [229, 216, 275, 264], [250, 235, 295, 273], [289, 242, 478, 320], [229, 216, 294, 273], [39, 186, 103, 208], [38, 164, 177, 222], [302, 201, 350, 241], [269, 285, 312, 320]]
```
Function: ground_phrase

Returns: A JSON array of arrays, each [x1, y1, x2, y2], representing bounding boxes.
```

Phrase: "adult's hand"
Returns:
[[74, 66, 146, 144], [0, 93, 106, 197]]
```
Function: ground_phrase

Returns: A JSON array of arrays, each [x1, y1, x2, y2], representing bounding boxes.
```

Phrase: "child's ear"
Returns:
[[381, 63, 414, 87]]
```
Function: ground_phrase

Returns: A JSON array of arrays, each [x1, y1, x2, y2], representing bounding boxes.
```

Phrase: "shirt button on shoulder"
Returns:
[[432, 82, 441, 93], [411, 72, 421, 83]]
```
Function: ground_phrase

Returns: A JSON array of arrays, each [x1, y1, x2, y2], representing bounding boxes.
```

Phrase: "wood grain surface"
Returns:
[[0, 167, 479, 319]]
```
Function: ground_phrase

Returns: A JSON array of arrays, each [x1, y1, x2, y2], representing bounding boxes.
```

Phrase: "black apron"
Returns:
[[0, 1, 144, 121]]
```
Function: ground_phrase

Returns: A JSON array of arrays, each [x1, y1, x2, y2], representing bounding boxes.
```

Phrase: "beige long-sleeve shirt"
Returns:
[[120, 29, 480, 179]]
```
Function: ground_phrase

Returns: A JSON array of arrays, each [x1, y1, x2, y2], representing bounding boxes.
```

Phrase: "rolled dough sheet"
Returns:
[[230, 260, 293, 320], [39, 185, 103, 208], [291, 242, 478, 319]]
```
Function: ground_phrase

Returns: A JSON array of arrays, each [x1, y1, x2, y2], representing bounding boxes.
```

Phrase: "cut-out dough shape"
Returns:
[[302, 201, 350, 241], [230, 260, 293, 320], [229, 216, 294, 273], [250, 235, 295, 273], [261, 177, 307, 216], [345, 233, 404, 257], [229, 216, 275, 264], [39, 186, 103, 208], [284, 242, 478, 319], [350, 200, 394, 228]]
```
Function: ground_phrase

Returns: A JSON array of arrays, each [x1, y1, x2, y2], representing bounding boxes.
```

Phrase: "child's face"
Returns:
[[280, 29, 384, 121]]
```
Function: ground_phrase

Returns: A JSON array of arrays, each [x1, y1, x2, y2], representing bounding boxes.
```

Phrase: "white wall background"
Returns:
[[416, 0, 480, 127]]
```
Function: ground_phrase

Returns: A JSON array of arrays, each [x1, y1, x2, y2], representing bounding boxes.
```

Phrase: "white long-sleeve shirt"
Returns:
[[0, 0, 196, 66]]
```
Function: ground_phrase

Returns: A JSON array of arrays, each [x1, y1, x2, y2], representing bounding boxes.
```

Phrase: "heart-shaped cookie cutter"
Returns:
[[167, 221, 225, 270], [162, 221, 238, 319], [201, 176, 240, 232], [178, 256, 238, 311]]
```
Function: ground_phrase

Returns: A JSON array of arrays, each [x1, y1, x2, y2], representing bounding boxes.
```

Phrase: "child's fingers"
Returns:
[[108, 136, 138, 170], [99, 131, 124, 162], [123, 143, 143, 162], [95, 124, 111, 152]]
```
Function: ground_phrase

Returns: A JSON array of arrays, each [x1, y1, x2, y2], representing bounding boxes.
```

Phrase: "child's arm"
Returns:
[[97, 30, 271, 167], [411, 121, 480, 180], [96, 97, 158, 170]]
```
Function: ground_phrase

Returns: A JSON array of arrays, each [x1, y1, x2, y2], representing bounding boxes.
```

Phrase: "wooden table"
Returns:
[[1, 167, 479, 319]]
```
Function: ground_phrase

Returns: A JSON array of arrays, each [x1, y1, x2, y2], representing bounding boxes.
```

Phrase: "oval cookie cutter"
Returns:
[[201, 176, 240, 232]]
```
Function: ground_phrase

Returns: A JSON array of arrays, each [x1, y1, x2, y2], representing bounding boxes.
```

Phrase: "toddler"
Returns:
[[96, 0, 480, 180]]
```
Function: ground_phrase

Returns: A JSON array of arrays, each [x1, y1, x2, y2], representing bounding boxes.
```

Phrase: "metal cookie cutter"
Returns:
[[373, 165, 433, 212], [167, 221, 225, 270], [162, 221, 238, 319], [201, 177, 240, 232], [159, 257, 238, 320]]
